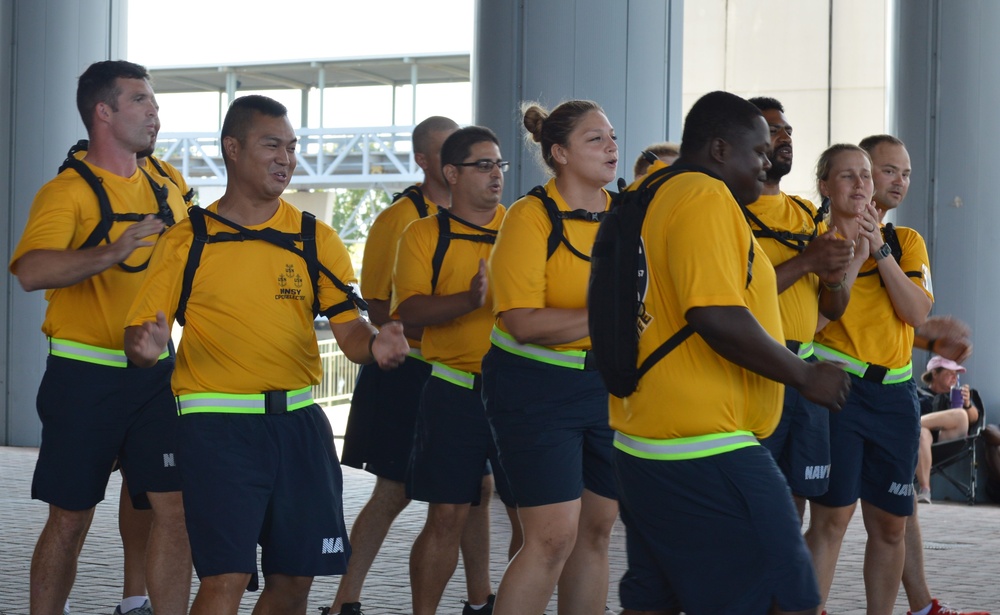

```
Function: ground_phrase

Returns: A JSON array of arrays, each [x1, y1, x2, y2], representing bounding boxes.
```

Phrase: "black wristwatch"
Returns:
[[874, 243, 892, 261]]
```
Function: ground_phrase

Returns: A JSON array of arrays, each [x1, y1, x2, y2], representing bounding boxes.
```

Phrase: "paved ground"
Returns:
[[1, 444, 997, 615]]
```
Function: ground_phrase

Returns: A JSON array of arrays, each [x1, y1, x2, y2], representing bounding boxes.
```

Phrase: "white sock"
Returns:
[[467, 603, 487, 611], [912, 603, 933, 615], [120, 596, 149, 612]]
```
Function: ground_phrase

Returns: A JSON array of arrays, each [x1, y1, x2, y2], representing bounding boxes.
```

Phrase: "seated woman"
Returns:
[[915, 355, 980, 503]]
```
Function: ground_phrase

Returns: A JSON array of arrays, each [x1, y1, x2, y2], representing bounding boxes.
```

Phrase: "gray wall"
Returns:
[[2, 0, 126, 445], [473, 0, 683, 198]]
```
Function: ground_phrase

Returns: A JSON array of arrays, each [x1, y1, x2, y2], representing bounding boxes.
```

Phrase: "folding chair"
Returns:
[[930, 389, 986, 504]]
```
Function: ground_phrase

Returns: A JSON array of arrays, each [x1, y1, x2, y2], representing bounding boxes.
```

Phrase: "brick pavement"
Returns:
[[1, 445, 997, 614]]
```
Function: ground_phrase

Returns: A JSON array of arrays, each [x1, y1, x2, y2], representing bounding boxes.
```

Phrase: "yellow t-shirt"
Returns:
[[744, 192, 826, 343], [608, 165, 785, 440], [361, 186, 439, 348], [9, 159, 188, 350], [815, 224, 933, 368], [143, 155, 192, 203], [392, 207, 506, 373], [126, 199, 362, 395], [490, 178, 609, 352]]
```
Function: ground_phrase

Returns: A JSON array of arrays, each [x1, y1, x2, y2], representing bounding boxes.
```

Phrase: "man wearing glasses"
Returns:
[[391, 126, 510, 615]]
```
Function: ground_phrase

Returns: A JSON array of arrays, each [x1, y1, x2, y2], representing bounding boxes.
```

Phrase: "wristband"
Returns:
[[822, 280, 844, 292], [368, 331, 378, 363]]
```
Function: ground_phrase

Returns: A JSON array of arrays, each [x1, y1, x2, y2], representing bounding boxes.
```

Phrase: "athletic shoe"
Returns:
[[917, 487, 933, 504], [318, 605, 363, 615], [908, 598, 991, 615], [113, 599, 153, 615], [462, 593, 495, 615]]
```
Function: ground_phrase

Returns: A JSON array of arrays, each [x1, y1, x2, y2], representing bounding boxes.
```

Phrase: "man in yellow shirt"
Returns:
[[9, 60, 191, 615], [124, 95, 409, 615], [612, 91, 849, 615], [392, 126, 508, 615]]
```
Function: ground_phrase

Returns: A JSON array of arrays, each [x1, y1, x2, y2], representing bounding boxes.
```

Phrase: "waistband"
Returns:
[[48, 337, 170, 368], [813, 343, 912, 384], [430, 362, 480, 389], [408, 348, 428, 363], [176, 386, 314, 415], [490, 325, 596, 370], [785, 339, 815, 360], [613, 430, 759, 461]]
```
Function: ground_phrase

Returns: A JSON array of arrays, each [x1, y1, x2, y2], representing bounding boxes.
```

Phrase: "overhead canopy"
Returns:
[[147, 52, 470, 94]]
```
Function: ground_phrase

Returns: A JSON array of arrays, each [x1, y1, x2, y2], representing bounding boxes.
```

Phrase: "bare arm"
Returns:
[[396, 258, 487, 328], [773, 229, 854, 293], [914, 315, 973, 363], [687, 305, 849, 412], [12, 216, 165, 292], [499, 307, 589, 347], [330, 319, 409, 369], [124, 311, 171, 368], [859, 205, 932, 327]]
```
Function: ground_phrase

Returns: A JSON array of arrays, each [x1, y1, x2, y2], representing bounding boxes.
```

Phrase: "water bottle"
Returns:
[[950, 375, 964, 408]]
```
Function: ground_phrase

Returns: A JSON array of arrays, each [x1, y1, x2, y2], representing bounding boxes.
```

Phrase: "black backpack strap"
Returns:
[[882, 223, 903, 264], [176, 206, 208, 326], [147, 156, 195, 205], [392, 184, 429, 218], [738, 195, 818, 253], [301, 212, 321, 317], [527, 185, 608, 262], [429, 209, 498, 294], [637, 325, 695, 381]]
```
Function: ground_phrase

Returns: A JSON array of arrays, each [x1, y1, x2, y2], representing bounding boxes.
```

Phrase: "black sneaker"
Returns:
[[461, 594, 495, 615], [339, 603, 363, 615]]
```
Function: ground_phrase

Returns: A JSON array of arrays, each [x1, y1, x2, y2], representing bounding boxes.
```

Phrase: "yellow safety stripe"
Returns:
[[430, 362, 475, 389], [176, 386, 313, 415], [614, 430, 759, 461], [49, 337, 169, 368], [813, 343, 912, 384], [490, 325, 588, 369]]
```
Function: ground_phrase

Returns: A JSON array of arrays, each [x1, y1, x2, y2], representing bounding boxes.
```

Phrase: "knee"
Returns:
[[425, 504, 469, 537], [806, 506, 852, 540], [47, 506, 94, 538]]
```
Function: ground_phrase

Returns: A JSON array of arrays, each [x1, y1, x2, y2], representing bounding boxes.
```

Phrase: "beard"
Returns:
[[766, 158, 791, 183]]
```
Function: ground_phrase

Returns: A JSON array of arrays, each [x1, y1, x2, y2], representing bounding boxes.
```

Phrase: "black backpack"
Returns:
[[58, 140, 177, 273], [740, 195, 828, 252], [429, 209, 498, 293], [525, 185, 609, 261], [588, 161, 754, 398], [175, 206, 368, 326], [392, 184, 430, 219]]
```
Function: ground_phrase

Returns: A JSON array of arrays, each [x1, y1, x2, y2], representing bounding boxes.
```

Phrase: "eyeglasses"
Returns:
[[453, 159, 510, 173]]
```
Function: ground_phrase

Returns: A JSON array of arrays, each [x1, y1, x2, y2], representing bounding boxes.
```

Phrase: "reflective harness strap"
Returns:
[[614, 430, 759, 461], [176, 386, 314, 415], [813, 343, 912, 384], [430, 362, 476, 389], [786, 340, 815, 360], [490, 325, 588, 370], [48, 337, 169, 368]]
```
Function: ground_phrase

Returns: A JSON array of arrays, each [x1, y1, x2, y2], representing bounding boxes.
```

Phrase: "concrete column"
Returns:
[[2, 0, 126, 445], [473, 0, 683, 197]]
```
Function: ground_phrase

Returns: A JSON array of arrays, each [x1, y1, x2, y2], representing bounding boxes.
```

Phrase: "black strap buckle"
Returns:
[[862, 364, 888, 383], [264, 390, 288, 414]]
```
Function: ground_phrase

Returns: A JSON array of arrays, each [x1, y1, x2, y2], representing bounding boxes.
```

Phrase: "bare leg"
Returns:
[[803, 500, 857, 608], [492, 499, 580, 615], [330, 477, 410, 610], [920, 409, 969, 441], [410, 503, 471, 615], [556, 490, 618, 615], [119, 476, 153, 601], [900, 497, 933, 612], [916, 429, 934, 492], [30, 505, 95, 614], [461, 474, 495, 605], [860, 501, 907, 615], [253, 574, 314, 615], [190, 573, 250, 615], [504, 505, 521, 562], [145, 491, 192, 615]]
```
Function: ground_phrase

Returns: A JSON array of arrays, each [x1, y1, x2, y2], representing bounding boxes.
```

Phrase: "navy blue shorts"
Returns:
[[614, 444, 820, 614], [32, 355, 179, 511], [179, 404, 350, 580], [341, 356, 431, 481], [407, 372, 503, 505], [760, 357, 831, 498], [811, 376, 919, 516], [482, 346, 616, 507]]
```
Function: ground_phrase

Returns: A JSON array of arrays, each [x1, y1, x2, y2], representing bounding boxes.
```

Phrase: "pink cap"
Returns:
[[925, 355, 966, 373]]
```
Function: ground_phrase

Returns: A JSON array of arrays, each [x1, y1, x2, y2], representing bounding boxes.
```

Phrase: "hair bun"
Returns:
[[522, 103, 549, 143]]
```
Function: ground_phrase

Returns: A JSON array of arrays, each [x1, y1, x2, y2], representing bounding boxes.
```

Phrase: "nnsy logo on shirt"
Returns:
[[275, 263, 307, 302]]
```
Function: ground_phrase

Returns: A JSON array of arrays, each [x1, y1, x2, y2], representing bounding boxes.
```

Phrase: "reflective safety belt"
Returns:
[[785, 339, 815, 360], [614, 430, 759, 461], [176, 386, 314, 415], [490, 325, 592, 370], [430, 362, 476, 389], [48, 337, 169, 368], [407, 348, 428, 363], [813, 343, 912, 384]]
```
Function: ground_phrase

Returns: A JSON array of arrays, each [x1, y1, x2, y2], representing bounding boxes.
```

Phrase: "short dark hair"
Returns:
[[76, 60, 150, 132], [859, 134, 905, 156], [440, 125, 500, 169], [413, 116, 459, 156], [633, 142, 680, 178], [221, 95, 288, 146], [747, 96, 784, 113], [680, 91, 763, 154]]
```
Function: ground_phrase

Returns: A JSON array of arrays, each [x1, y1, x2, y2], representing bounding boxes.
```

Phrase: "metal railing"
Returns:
[[312, 337, 360, 408]]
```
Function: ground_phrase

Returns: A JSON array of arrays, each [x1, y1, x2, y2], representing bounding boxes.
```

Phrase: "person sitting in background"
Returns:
[[632, 141, 679, 179], [915, 356, 981, 504]]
